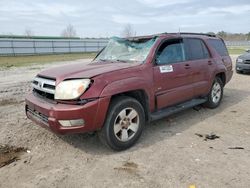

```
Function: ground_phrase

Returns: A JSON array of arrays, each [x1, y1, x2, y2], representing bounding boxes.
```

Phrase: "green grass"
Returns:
[[227, 46, 249, 55], [0, 53, 97, 68]]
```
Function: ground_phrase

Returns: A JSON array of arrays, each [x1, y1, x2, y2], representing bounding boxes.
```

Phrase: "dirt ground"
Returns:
[[0, 56, 249, 188]]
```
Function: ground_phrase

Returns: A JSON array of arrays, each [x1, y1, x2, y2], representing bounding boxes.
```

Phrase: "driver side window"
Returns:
[[156, 39, 185, 65]]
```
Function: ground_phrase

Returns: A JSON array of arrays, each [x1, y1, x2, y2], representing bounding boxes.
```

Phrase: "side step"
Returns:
[[150, 98, 207, 121]]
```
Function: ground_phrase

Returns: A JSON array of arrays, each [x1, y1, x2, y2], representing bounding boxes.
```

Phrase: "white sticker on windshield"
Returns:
[[159, 65, 173, 73]]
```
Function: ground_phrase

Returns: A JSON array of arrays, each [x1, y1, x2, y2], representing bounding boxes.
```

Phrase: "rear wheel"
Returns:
[[98, 96, 145, 150], [204, 77, 223, 109]]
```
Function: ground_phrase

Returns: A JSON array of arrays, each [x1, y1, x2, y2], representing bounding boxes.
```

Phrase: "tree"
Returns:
[[122, 24, 136, 38], [61, 24, 77, 38], [207, 32, 216, 36], [24, 28, 34, 37], [217, 31, 227, 40], [247, 32, 250, 41]]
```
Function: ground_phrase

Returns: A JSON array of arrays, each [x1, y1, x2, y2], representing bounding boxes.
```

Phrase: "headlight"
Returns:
[[237, 58, 243, 63], [55, 79, 91, 100]]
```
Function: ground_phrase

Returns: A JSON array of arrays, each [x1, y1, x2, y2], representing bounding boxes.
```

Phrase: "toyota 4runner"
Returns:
[[25, 33, 233, 150]]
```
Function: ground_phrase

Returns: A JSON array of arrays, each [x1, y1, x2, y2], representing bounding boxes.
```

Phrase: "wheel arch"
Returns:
[[215, 72, 226, 86], [109, 89, 150, 122], [99, 77, 153, 122]]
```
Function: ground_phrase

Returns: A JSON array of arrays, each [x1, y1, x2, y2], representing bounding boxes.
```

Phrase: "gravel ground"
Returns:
[[0, 56, 249, 188]]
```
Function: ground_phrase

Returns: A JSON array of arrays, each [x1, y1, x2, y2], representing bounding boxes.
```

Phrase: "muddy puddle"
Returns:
[[0, 145, 27, 168]]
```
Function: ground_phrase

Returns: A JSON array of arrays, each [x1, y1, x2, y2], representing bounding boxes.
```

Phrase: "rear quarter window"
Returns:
[[208, 39, 229, 56]]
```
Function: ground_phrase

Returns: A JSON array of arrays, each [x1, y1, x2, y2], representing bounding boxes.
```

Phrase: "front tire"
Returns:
[[236, 70, 242, 74], [204, 77, 224, 109], [98, 96, 145, 151]]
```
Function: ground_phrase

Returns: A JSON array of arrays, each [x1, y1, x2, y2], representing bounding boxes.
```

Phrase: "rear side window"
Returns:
[[184, 38, 210, 60], [208, 39, 229, 56]]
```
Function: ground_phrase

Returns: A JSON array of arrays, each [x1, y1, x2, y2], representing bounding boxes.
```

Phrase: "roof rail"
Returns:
[[126, 32, 217, 40], [165, 32, 216, 37]]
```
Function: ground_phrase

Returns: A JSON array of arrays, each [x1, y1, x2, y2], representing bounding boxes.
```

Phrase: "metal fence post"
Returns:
[[84, 41, 86, 52], [69, 40, 71, 53], [52, 40, 55, 54], [33, 40, 36, 54], [11, 39, 15, 56]]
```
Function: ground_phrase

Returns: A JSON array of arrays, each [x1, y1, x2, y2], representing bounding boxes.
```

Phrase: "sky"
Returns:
[[0, 0, 250, 37]]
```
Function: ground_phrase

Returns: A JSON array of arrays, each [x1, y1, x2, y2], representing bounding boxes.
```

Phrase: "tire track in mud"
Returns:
[[0, 82, 32, 106]]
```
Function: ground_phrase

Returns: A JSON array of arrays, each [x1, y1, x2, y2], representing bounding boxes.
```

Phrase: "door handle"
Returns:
[[184, 64, 191, 69], [208, 60, 213, 65]]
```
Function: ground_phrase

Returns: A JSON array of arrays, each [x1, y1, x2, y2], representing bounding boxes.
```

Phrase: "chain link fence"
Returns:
[[0, 38, 249, 56], [225, 41, 250, 47], [0, 38, 109, 56]]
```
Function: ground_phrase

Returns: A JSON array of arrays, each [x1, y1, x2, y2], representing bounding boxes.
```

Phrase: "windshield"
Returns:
[[95, 36, 157, 62]]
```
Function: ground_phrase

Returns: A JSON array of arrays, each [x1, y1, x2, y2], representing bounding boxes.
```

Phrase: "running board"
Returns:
[[150, 98, 207, 121]]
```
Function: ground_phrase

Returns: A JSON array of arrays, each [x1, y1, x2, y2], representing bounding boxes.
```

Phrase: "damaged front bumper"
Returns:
[[25, 93, 109, 134]]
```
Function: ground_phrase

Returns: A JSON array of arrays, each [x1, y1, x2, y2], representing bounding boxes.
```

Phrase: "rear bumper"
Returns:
[[25, 93, 110, 134], [236, 63, 250, 72]]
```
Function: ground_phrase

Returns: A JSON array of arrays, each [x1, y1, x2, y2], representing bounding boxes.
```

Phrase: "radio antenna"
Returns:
[[178, 27, 181, 36]]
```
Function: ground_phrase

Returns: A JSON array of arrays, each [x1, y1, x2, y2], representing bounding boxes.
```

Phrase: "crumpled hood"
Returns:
[[38, 61, 141, 81]]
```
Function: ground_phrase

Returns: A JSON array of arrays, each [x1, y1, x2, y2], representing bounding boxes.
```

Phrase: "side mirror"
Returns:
[[155, 55, 161, 65]]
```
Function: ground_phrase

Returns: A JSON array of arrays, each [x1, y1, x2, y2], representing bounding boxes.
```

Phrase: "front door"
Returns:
[[153, 38, 194, 110]]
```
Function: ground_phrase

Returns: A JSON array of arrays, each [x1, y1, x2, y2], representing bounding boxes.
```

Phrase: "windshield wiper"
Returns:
[[99, 59, 108, 62], [97, 59, 128, 63], [115, 59, 128, 63]]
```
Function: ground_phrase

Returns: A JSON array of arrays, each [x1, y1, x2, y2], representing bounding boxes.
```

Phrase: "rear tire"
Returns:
[[98, 96, 145, 151], [204, 77, 223, 109]]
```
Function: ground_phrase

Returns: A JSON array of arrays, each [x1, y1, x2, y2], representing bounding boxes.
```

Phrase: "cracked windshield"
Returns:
[[95, 37, 157, 62]]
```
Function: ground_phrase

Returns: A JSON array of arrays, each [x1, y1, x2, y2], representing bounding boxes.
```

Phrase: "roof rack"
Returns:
[[165, 32, 216, 37], [126, 32, 216, 41]]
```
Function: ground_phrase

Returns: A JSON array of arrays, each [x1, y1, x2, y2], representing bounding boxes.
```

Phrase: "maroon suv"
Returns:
[[25, 33, 233, 150]]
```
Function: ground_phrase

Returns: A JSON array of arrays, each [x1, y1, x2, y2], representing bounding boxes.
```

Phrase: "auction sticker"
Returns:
[[159, 65, 173, 73]]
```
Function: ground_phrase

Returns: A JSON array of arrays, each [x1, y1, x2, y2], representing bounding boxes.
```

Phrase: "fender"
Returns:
[[100, 77, 155, 111], [202, 61, 226, 95], [210, 66, 226, 89], [213, 64, 226, 82], [214, 62, 233, 85], [93, 77, 153, 130], [100, 77, 151, 96]]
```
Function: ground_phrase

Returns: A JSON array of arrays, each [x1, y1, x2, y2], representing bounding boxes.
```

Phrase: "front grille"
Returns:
[[32, 76, 56, 100], [26, 106, 49, 125], [33, 88, 55, 100], [244, 60, 250, 64]]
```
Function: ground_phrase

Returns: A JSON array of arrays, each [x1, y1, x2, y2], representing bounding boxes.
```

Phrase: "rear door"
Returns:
[[153, 38, 194, 109], [183, 38, 214, 97]]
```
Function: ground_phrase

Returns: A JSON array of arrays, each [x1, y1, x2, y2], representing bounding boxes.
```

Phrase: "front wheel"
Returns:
[[204, 77, 224, 109], [236, 70, 242, 74], [98, 96, 145, 151]]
